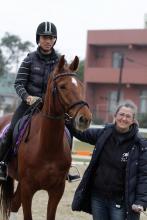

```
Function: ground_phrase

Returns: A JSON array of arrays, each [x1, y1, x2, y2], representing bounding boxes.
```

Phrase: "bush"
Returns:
[[138, 113, 147, 128]]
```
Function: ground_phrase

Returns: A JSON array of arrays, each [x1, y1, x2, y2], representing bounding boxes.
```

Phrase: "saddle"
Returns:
[[0, 99, 43, 157], [0, 112, 72, 158], [0, 114, 32, 157]]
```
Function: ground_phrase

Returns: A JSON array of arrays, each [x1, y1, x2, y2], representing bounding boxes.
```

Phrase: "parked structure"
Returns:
[[84, 29, 147, 122]]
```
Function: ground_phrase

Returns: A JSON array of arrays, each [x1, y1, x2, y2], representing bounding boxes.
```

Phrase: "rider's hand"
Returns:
[[26, 96, 40, 105], [132, 204, 143, 213]]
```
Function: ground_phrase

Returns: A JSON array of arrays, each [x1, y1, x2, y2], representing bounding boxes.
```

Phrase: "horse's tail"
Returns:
[[0, 176, 14, 220]]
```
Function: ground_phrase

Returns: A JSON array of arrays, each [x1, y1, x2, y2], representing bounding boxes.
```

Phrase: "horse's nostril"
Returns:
[[79, 116, 88, 124]]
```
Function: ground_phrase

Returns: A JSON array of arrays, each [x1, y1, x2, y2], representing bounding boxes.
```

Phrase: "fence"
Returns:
[[72, 124, 147, 160]]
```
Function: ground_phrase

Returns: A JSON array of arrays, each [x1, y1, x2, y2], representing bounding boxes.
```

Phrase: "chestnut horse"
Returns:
[[0, 55, 92, 220]]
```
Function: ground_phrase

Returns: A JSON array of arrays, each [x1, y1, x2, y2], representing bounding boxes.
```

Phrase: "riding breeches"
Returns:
[[10, 101, 30, 130]]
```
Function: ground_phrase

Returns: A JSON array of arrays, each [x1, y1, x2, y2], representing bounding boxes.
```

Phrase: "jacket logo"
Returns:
[[121, 152, 129, 162], [33, 67, 41, 71]]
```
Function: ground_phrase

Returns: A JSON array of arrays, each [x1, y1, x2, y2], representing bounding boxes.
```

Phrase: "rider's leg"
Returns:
[[0, 101, 29, 180]]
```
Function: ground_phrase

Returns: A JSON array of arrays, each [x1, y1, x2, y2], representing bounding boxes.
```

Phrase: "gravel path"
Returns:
[[17, 164, 91, 220], [0, 164, 146, 219]]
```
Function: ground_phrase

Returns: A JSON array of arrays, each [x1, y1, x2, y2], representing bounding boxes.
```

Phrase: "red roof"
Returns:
[[88, 29, 147, 45]]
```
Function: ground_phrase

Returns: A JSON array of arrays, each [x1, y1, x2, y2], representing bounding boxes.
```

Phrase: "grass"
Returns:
[[72, 139, 94, 153]]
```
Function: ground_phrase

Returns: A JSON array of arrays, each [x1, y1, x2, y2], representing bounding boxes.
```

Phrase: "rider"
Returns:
[[0, 21, 80, 182]]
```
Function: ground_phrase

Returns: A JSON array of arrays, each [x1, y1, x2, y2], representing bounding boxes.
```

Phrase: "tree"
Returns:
[[0, 32, 34, 75], [138, 113, 147, 128], [0, 49, 6, 76], [77, 60, 84, 81]]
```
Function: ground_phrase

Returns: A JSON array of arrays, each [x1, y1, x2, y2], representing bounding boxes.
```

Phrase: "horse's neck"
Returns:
[[39, 117, 65, 154], [40, 92, 64, 152], [39, 87, 65, 154], [43, 85, 64, 116]]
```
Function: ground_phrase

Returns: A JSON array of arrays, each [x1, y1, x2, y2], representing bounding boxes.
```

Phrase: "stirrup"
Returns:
[[67, 165, 81, 183], [0, 161, 8, 181]]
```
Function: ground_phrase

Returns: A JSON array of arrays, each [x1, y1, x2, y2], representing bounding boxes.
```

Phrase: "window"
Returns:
[[108, 91, 117, 113], [112, 52, 123, 68], [140, 91, 147, 113], [108, 91, 123, 113]]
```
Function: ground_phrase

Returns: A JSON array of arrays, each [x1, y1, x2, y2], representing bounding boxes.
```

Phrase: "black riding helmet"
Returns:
[[36, 21, 57, 44]]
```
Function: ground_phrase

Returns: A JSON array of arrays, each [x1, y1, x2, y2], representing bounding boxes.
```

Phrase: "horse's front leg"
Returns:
[[47, 182, 65, 220], [20, 180, 34, 220], [10, 182, 21, 220], [11, 182, 21, 212]]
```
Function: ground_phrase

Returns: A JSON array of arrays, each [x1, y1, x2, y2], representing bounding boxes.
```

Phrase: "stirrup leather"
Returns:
[[67, 165, 81, 182]]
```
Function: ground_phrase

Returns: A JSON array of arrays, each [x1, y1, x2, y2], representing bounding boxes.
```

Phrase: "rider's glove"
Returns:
[[26, 96, 40, 105]]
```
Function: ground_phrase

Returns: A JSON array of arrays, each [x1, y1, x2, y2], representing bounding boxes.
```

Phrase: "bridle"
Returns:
[[42, 72, 89, 121]]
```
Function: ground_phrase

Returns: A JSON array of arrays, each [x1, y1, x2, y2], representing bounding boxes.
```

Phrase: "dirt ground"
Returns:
[[0, 164, 147, 220], [16, 164, 91, 220]]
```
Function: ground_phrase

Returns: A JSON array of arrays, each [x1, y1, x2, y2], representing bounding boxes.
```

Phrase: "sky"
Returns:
[[0, 0, 147, 62]]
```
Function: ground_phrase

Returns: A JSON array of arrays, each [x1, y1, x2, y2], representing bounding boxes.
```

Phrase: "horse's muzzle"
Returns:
[[74, 113, 92, 131]]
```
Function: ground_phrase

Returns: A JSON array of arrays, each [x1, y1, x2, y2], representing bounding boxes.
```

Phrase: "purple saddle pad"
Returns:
[[0, 115, 31, 156], [0, 123, 10, 139]]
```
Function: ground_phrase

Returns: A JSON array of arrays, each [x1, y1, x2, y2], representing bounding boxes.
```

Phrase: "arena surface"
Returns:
[[0, 164, 146, 220]]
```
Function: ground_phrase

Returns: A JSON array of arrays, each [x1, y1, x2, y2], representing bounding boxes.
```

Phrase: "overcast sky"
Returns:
[[0, 0, 147, 61]]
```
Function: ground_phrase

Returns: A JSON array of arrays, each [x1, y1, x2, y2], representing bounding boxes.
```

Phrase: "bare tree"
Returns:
[[0, 32, 34, 74]]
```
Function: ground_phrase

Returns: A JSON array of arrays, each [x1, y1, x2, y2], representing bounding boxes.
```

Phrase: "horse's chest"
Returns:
[[34, 162, 69, 187], [39, 161, 70, 178]]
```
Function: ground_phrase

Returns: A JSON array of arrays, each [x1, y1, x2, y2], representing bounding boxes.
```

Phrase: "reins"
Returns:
[[41, 113, 65, 120]]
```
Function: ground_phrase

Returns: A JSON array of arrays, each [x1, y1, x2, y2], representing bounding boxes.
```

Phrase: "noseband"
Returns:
[[42, 73, 89, 120]]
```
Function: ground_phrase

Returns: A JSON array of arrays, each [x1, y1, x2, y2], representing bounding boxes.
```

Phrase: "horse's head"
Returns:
[[44, 55, 92, 131]]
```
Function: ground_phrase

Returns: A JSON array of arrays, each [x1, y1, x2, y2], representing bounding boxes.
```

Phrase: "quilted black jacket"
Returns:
[[14, 47, 59, 101]]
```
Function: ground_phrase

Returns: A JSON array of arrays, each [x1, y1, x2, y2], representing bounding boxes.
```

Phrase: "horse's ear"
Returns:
[[56, 55, 66, 72], [69, 56, 79, 71]]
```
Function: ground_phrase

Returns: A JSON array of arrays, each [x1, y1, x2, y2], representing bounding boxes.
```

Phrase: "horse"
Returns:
[[0, 55, 92, 220]]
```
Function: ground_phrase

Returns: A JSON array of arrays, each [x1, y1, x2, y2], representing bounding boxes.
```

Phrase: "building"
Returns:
[[84, 29, 147, 122]]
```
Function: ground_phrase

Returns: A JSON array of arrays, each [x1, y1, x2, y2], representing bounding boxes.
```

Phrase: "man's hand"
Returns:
[[132, 204, 143, 213], [26, 96, 40, 105]]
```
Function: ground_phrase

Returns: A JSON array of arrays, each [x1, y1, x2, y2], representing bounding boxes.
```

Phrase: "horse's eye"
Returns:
[[59, 85, 66, 90]]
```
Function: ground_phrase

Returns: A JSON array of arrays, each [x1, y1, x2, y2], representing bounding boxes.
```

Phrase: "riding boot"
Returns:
[[0, 128, 13, 181]]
